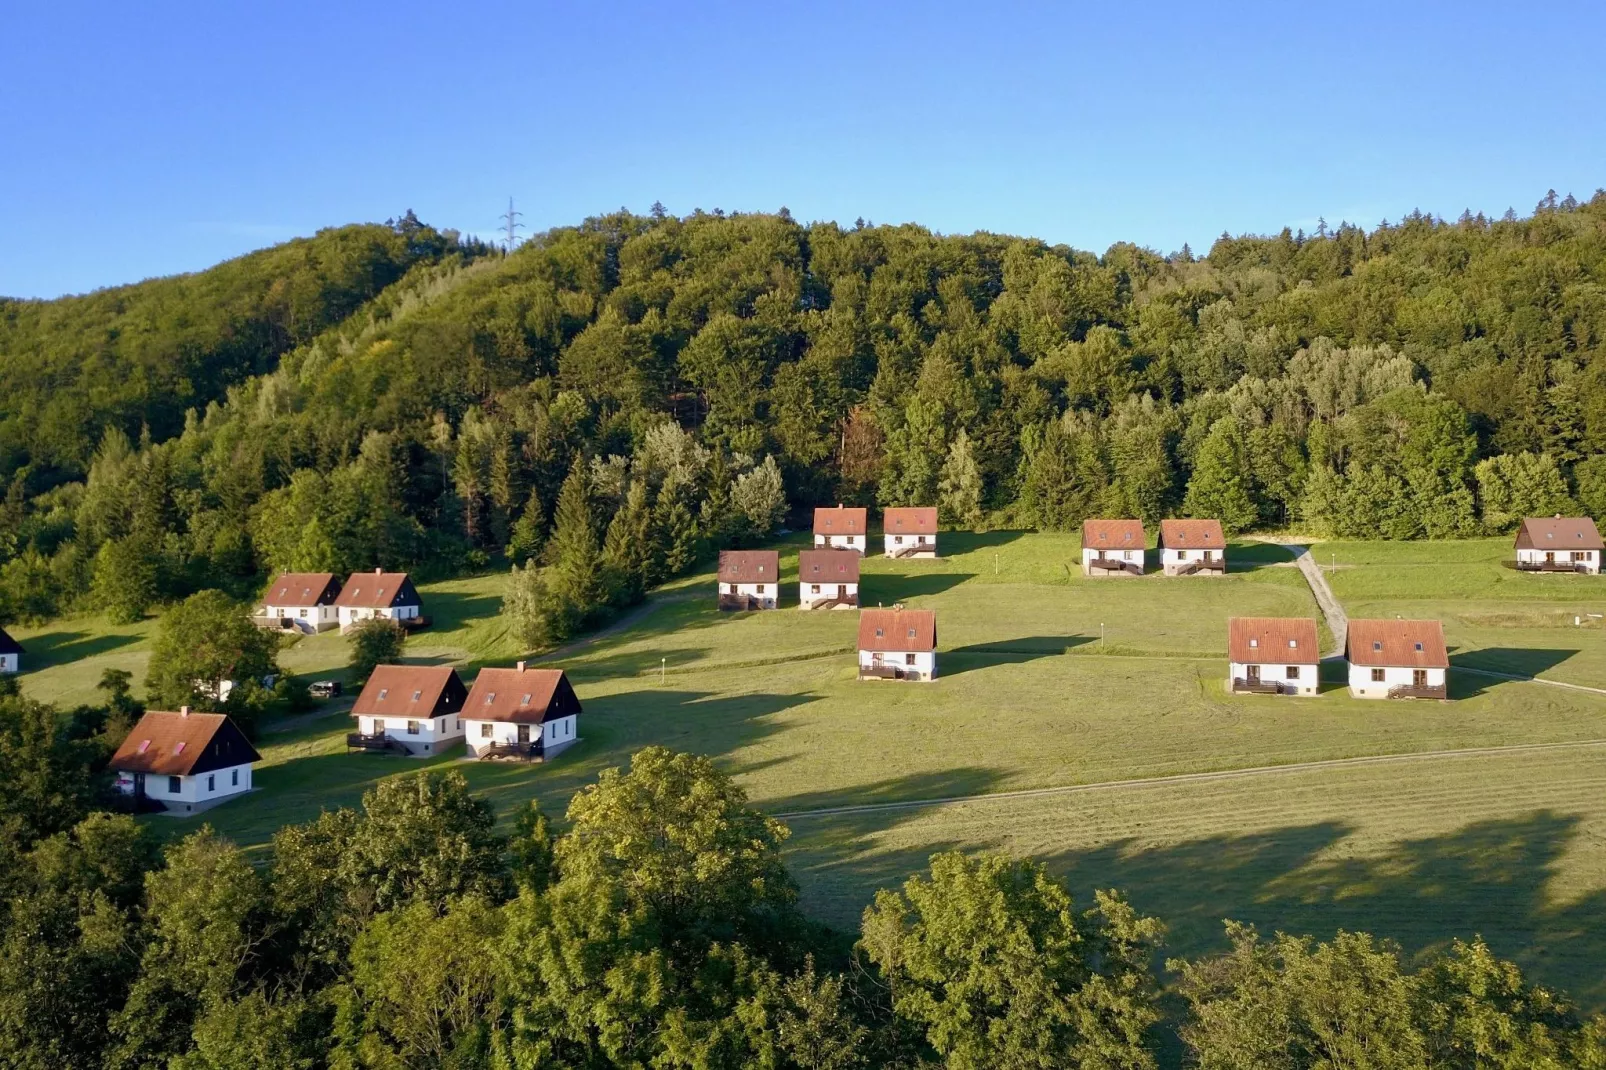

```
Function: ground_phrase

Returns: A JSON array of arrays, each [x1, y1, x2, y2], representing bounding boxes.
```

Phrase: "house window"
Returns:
[[1248, 638, 1258, 648], [378, 689, 388, 700], [811, 584, 821, 594], [757, 584, 766, 594], [894, 535, 904, 544], [875, 628, 884, 637], [1286, 666, 1299, 680], [168, 776, 181, 794], [918, 535, 927, 544], [1373, 641, 1382, 651], [1371, 668, 1385, 683], [905, 653, 917, 666], [1178, 550, 1188, 561], [231, 769, 239, 787], [727, 584, 737, 594], [407, 720, 420, 735], [1414, 643, 1423, 652], [480, 723, 492, 738], [299, 608, 308, 618], [437, 720, 444, 732], [412, 690, 422, 701], [454, 719, 459, 731], [207, 774, 215, 792]]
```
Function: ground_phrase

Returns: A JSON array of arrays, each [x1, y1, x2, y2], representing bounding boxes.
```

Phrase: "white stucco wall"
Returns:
[[1347, 663, 1447, 698], [0, 653, 16, 674], [1161, 547, 1224, 574], [465, 714, 579, 755], [264, 604, 339, 632], [356, 713, 465, 746], [1082, 547, 1143, 574], [1228, 660, 1318, 695], [719, 581, 777, 609], [115, 762, 253, 808], [858, 649, 937, 680], [814, 533, 867, 553], [883, 533, 936, 557], [799, 580, 858, 608], [1516, 547, 1598, 573], [339, 603, 421, 631]]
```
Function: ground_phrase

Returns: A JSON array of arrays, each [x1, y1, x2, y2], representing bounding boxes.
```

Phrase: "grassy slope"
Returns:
[[14, 531, 1606, 1009]]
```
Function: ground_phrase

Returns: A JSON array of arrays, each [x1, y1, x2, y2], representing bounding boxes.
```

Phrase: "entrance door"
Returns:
[[1546, 551, 1555, 565], [837, 584, 847, 599], [1246, 665, 1260, 683], [133, 772, 145, 799], [1413, 669, 1428, 688], [517, 725, 530, 745]]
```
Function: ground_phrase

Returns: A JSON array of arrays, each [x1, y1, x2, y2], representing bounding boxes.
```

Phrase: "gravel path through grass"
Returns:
[[1274, 541, 1348, 655]]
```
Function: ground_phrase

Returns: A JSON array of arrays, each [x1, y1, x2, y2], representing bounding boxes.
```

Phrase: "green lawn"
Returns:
[[15, 532, 1606, 1010], [1321, 538, 1606, 688]]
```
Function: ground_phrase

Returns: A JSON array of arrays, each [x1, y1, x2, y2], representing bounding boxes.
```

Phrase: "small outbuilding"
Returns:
[[1345, 619, 1449, 699], [814, 506, 869, 554], [883, 507, 939, 558], [109, 708, 261, 813], [1514, 516, 1602, 574], [348, 665, 469, 756], [718, 550, 781, 610], [0, 627, 22, 674], [259, 572, 343, 633], [1228, 617, 1319, 695], [1081, 519, 1146, 576], [1159, 519, 1226, 576], [798, 549, 860, 609], [463, 662, 582, 761], [858, 607, 937, 681], [335, 570, 424, 633]]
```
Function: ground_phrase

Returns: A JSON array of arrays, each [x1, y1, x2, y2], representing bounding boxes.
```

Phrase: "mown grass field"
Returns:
[[13, 531, 1606, 1008]]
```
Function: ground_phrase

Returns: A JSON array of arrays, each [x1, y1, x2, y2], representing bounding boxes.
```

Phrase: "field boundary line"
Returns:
[[771, 738, 1606, 820]]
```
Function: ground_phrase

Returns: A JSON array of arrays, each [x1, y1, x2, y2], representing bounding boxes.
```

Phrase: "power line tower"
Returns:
[[500, 197, 524, 253]]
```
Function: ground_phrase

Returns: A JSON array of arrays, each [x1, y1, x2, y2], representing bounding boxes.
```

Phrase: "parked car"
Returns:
[[309, 680, 342, 699]]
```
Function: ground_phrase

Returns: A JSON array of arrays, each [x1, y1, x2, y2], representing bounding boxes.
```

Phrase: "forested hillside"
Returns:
[[3, 193, 1605, 627]]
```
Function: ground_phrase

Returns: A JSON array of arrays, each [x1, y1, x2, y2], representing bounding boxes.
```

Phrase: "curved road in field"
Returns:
[[1273, 540, 1348, 657]]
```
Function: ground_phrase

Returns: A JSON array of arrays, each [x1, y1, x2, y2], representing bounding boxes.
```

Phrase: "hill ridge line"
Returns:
[[771, 738, 1606, 820]]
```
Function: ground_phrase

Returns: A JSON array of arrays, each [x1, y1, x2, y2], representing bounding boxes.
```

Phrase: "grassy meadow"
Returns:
[[12, 530, 1606, 1007]]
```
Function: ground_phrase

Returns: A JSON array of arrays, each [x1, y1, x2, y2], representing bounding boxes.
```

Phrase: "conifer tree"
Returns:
[[505, 493, 545, 566], [937, 427, 983, 527], [1183, 417, 1258, 534]]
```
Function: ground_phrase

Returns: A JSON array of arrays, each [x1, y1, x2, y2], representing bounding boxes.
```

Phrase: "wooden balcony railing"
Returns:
[[859, 665, 926, 681], [804, 595, 858, 610], [718, 594, 760, 611], [1089, 556, 1144, 576], [1514, 560, 1590, 573], [1231, 678, 1287, 695], [346, 732, 409, 754], [1175, 558, 1226, 575], [889, 543, 934, 558], [478, 741, 545, 762], [1387, 683, 1448, 700]]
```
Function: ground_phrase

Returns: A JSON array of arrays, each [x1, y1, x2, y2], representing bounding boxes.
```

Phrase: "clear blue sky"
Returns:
[[4, 0, 1604, 299]]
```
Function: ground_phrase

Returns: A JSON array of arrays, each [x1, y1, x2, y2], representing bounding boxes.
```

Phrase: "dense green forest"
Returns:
[[2, 690, 1602, 1069], [3, 194, 1606, 628]]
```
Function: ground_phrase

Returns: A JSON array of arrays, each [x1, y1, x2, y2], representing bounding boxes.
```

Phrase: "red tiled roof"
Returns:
[[1345, 619, 1449, 668], [109, 711, 261, 776], [265, 572, 340, 607], [883, 507, 938, 535], [351, 665, 466, 719], [858, 608, 937, 653], [798, 549, 860, 583], [1082, 519, 1145, 550], [1514, 517, 1603, 551], [334, 571, 418, 609], [463, 664, 582, 725], [718, 550, 779, 584], [1229, 617, 1319, 665], [814, 506, 868, 536], [1160, 519, 1225, 550]]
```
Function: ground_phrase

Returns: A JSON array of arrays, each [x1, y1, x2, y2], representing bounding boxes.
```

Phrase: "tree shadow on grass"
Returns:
[[21, 629, 142, 667], [421, 590, 504, 632], [1226, 541, 1301, 572], [1451, 647, 1580, 681], [942, 636, 1095, 677], [941, 530, 1026, 554], [862, 572, 976, 605]]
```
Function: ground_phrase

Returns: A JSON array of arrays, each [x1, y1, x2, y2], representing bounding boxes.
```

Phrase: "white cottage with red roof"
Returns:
[[883, 507, 939, 558], [463, 662, 582, 761], [1228, 617, 1319, 695], [718, 550, 780, 610], [858, 607, 938, 681], [109, 708, 261, 813], [348, 665, 469, 756], [1514, 516, 1602, 574], [1159, 519, 1226, 576], [798, 549, 859, 609], [335, 570, 423, 633], [260, 572, 343, 633], [1345, 619, 1449, 699], [814, 506, 868, 553], [1081, 519, 1146, 576]]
